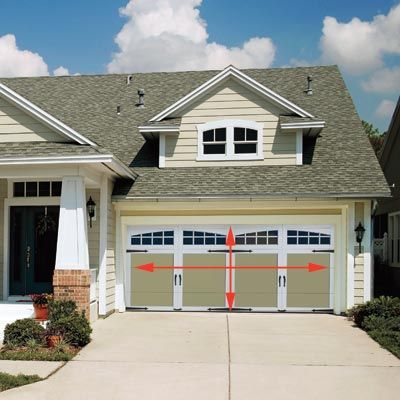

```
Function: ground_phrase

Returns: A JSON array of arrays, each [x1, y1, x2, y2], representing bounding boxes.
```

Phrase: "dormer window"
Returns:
[[197, 120, 263, 161]]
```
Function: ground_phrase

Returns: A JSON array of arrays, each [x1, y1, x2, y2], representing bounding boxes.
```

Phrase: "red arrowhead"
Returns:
[[308, 263, 327, 272], [226, 227, 236, 247], [137, 262, 154, 272], [226, 292, 235, 310]]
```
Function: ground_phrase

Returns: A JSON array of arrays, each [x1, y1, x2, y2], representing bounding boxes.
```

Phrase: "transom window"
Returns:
[[13, 181, 62, 198], [131, 231, 174, 246], [287, 230, 331, 245], [236, 230, 278, 245], [183, 230, 226, 245], [197, 119, 263, 161]]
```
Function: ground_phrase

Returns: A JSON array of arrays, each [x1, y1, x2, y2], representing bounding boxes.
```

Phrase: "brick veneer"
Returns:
[[53, 269, 90, 317]]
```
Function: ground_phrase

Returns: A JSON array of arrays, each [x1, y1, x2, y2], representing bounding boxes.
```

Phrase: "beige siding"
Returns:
[[354, 202, 365, 305], [0, 179, 7, 298], [165, 79, 296, 167], [86, 189, 100, 307], [0, 97, 69, 142], [106, 179, 116, 313]]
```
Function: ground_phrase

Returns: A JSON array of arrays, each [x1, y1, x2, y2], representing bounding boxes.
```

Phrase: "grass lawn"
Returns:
[[0, 346, 79, 361], [0, 372, 42, 392], [368, 330, 400, 359]]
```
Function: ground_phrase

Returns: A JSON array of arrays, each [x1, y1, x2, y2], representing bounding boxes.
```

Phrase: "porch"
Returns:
[[0, 162, 120, 324]]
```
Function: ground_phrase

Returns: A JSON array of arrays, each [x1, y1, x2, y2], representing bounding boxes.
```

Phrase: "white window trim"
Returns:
[[196, 119, 264, 161]]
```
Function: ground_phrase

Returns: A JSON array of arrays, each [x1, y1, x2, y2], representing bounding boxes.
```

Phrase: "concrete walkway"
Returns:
[[1, 312, 399, 399], [0, 360, 63, 379]]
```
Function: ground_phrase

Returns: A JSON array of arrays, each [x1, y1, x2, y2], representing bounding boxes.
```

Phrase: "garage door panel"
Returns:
[[131, 254, 174, 307], [286, 253, 330, 308], [182, 254, 226, 307], [235, 254, 278, 308]]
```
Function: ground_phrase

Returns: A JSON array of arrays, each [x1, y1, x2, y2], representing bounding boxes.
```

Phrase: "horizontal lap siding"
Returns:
[[0, 179, 6, 298], [0, 98, 68, 142], [86, 189, 100, 301], [354, 203, 365, 305], [106, 179, 116, 314], [165, 80, 296, 167]]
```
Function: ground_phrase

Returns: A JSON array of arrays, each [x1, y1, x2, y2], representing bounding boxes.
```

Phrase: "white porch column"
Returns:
[[53, 176, 90, 316], [98, 175, 108, 316], [55, 176, 89, 269]]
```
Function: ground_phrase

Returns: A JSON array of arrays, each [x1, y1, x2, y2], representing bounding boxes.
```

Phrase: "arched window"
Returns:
[[197, 119, 263, 161]]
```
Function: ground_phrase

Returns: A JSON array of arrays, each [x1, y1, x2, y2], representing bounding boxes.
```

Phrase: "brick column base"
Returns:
[[53, 270, 90, 318]]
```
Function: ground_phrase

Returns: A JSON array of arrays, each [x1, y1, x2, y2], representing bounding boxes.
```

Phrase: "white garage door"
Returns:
[[126, 225, 334, 312]]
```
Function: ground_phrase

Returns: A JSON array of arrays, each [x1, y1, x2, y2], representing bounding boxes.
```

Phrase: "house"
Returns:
[[374, 97, 400, 296], [0, 65, 390, 325]]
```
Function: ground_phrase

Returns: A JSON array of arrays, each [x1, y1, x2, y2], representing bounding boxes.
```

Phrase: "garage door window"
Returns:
[[183, 230, 226, 245], [235, 230, 278, 245], [287, 230, 330, 245], [131, 231, 174, 246]]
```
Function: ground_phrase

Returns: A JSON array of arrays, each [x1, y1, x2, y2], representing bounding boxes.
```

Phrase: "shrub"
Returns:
[[48, 300, 77, 322], [363, 315, 400, 332], [348, 296, 400, 327], [46, 312, 91, 347], [3, 319, 44, 347]]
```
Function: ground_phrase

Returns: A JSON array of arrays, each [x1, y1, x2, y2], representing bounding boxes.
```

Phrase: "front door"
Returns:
[[9, 206, 59, 295]]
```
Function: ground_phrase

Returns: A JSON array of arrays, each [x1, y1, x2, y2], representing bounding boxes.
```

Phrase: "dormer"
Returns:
[[139, 66, 325, 168]]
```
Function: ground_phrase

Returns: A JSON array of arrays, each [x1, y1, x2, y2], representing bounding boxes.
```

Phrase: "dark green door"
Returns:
[[9, 206, 59, 295]]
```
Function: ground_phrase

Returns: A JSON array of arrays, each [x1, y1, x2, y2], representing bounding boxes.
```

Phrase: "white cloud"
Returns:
[[0, 34, 49, 77], [320, 4, 400, 75], [375, 99, 396, 119], [53, 66, 70, 76], [107, 0, 276, 73], [361, 66, 400, 93]]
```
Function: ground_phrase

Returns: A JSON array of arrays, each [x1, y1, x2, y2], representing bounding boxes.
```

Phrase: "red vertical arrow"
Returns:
[[226, 227, 235, 310]]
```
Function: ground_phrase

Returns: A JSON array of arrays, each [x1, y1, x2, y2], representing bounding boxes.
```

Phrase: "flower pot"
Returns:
[[33, 304, 48, 320], [46, 335, 62, 348]]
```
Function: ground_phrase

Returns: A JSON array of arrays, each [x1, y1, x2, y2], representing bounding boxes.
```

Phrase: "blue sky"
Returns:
[[0, 0, 399, 131]]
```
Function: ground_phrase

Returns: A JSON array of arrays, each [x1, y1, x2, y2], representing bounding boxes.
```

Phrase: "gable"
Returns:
[[150, 65, 314, 122], [164, 78, 297, 168], [0, 95, 71, 143]]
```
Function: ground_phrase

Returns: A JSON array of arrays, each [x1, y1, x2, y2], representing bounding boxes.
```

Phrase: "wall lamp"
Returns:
[[86, 196, 96, 228], [355, 222, 365, 252]]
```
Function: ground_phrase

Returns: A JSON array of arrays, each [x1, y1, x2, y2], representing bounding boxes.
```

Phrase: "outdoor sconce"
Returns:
[[355, 222, 365, 252], [86, 196, 96, 228]]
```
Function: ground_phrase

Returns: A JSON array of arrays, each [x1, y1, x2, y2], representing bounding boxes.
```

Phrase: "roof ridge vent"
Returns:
[[305, 75, 313, 95], [126, 75, 133, 84], [137, 89, 145, 108]]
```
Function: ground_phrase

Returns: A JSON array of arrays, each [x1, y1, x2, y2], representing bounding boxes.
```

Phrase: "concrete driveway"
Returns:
[[1, 312, 400, 399]]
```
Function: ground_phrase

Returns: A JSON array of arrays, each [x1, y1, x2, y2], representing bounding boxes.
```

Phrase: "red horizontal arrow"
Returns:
[[136, 262, 327, 273]]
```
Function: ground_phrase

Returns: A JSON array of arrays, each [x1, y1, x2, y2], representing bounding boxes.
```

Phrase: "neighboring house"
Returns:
[[374, 98, 400, 295], [0, 65, 389, 325]]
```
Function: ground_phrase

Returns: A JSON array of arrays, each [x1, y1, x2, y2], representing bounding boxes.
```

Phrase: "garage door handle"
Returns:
[[283, 276, 286, 287], [278, 276, 281, 287], [174, 274, 177, 286], [179, 274, 182, 286]]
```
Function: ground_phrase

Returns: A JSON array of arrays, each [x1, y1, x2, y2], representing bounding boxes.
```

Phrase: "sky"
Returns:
[[0, 0, 399, 132]]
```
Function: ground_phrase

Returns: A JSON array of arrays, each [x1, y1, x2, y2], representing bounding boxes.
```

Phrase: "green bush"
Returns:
[[363, 315, 400, 332], [46, 312, 91, 347], [3, 319, 44, 347], [348, 296, 400, 327], [48, 300, 77, 322]]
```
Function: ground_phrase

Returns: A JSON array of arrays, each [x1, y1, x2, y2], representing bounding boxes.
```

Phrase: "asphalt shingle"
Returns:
[[0, 65, 390, 198]]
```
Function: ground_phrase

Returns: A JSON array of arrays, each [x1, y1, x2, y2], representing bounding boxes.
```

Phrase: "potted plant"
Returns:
[[30, 293, 53, 320], [45, 324, 62, 348]]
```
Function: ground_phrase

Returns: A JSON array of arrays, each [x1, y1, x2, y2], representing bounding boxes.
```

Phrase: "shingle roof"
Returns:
[[279, 115, 322, 124], [0, 142, 107, 158], [0, 66, 390, 198]]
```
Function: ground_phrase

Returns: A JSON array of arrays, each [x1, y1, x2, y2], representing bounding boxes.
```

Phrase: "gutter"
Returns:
[[0, 154, 137, 180], [112, 192, 392, 202]]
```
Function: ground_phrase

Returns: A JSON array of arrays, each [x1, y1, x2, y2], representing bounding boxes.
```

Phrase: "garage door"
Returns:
[[126, 226, 333, 312]]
